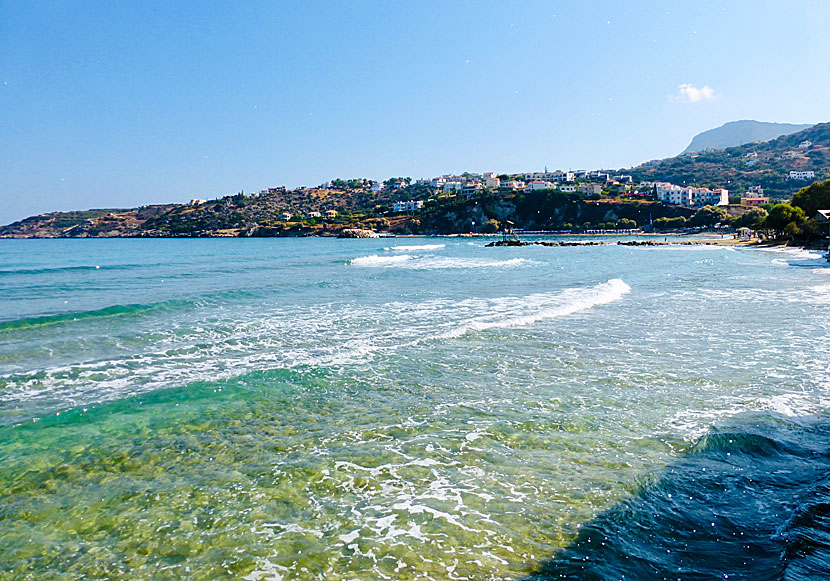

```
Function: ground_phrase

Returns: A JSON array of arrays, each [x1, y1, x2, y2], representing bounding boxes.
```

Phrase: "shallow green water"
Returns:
[[1, 238, 828, 579]]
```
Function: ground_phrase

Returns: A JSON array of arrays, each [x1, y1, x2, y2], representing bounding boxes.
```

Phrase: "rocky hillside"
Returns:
[[418, 192, 694, 234], [0, 185, 427, 238], [630, 122, 830, 200]]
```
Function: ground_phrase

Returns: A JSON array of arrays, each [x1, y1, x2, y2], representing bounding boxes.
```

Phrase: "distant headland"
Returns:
[[2, 122, 829, 242]]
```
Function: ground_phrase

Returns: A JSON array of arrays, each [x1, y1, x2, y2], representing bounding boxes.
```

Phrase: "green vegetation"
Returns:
[[734, 207, 768, 229], [3, 118, 829, 241], [629, 122, 830, 200], [791, 180, 830, 216]]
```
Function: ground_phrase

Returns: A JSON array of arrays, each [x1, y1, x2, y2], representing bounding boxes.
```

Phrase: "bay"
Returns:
[[1, 237, 828, 579]]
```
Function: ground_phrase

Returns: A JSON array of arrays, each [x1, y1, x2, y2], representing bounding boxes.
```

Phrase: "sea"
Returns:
[[1, 236, 829, 580]]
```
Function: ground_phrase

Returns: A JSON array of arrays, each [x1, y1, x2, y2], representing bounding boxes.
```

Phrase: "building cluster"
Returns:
[[227, 145, 824, 219], [740, 185, 769, 207], [654, 183, 729, 208], [408, 168, 635, 198]]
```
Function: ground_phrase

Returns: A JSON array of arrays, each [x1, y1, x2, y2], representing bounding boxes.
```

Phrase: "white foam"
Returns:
[[389, 244, 445, 251], [1, 279, 632, 420], [350, 254, 413, 266], [350, 254, 529, 269], [437, 278, 631, 339], [762, 393, 830, 417]]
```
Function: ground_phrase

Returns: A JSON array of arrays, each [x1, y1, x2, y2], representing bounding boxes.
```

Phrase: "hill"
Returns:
[[681, 120, 813, 154], [630, 122, 830, 200], [0, 183, 432, 238], [3, 122, 830, 238]]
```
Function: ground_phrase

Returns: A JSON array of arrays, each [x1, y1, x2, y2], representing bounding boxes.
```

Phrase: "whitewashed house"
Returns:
[[789, 171, 816, 180]]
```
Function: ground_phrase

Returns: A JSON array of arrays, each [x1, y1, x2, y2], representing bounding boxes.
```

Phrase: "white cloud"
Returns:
[[670, 83, 718, 104]]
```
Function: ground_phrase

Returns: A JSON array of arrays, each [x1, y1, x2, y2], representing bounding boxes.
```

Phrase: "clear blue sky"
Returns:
[[1, 0, 828, 224]]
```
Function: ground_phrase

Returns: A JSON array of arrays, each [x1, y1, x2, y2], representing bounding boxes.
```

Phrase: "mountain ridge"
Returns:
[[681, 120, 813, 154]]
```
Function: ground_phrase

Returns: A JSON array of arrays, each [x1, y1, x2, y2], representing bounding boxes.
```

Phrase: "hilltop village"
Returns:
[[3, 123, 829, 240]]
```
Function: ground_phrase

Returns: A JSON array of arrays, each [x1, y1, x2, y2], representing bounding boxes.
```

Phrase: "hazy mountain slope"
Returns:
[[682, 120, 813, 154], [631, 122, 830, 199]]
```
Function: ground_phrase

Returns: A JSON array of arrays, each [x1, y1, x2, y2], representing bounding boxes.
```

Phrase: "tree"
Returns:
[[653, 216, 687, 231], [689, 205, 727, 227], [482, 219, 500, 233], [734, 207, 768, 229], [764, 203, 805, 233], [791, 180, 830, 216]]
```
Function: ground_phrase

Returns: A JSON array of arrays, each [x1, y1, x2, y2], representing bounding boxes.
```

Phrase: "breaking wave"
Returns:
[[350, 254, 530, 269], [388, 244, 446, 251], [0, 279, 631, 423], [437, 278, 631, 338]]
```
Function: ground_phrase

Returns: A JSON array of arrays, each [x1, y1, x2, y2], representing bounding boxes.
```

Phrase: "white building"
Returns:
[[442, 181, 463, 193], [559, 184, 577, 193], [578, 183, 602, 195], [692, 188, 728, 207], [280, 212, 293, 221], [461, 183, 482, 196], [189, 199, 206, 206], [370, 182, 385, 193], [655, 183, 727, 207], [392, 200, 424, 212], [789, 170, 816, 180], [485, 176, 500, 189], [528, 180, 553, 191], [499, 180, 524, 191], [799, 140, 812, 149], [308, 211, 322, 218], [655, 183, 684, 203]]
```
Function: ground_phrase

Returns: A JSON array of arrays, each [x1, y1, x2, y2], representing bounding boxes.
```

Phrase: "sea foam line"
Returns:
[[349, 254, 530, 269], [436, 278, 631, 339], [388, 244, 446, 251], [0, 279, 632, 420]]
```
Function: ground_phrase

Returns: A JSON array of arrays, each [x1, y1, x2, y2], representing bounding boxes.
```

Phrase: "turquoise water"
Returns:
[[1, 237, 829, 579]]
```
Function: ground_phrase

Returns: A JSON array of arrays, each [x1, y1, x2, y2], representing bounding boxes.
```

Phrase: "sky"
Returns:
[[1, 0, 829, 225]]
